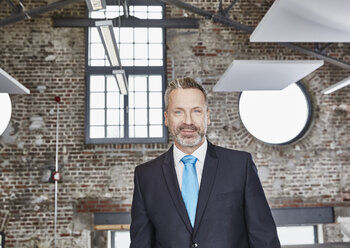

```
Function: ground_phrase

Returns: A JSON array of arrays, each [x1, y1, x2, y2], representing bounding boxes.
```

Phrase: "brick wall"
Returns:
[[0, 0, 349, 247]]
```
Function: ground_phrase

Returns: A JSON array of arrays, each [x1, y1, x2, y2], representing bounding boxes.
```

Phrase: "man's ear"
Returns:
[[164, 111, 168, 126]]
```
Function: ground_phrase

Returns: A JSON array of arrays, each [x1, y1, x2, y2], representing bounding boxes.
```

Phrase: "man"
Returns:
[[130, 77, 280, 248]]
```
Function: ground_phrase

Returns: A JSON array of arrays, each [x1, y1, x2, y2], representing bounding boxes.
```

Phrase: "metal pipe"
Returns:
[[0, 0, 83, 27]]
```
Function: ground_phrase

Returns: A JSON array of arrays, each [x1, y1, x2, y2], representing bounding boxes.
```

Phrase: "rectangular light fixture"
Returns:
[[85, 0, 106, 11], [321, 76, 350, 94], [95, 20, 121, 67], [113, 70, 128, 95]]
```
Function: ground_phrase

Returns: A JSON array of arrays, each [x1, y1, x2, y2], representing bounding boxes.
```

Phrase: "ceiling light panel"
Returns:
[[250, 0, 350, 42], [213, 60, 324, 92]]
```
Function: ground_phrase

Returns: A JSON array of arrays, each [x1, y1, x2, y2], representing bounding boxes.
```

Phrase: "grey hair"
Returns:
[[164, 77, 208, 111]]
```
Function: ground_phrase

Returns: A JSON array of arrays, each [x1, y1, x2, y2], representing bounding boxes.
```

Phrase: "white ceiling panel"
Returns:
[[250, 0, 350, 42], [213, 60, 324, 92], [0, 68, 30, 94]]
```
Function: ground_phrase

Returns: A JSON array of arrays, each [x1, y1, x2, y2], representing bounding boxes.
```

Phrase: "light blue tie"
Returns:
[[181, 155, 199, 228]]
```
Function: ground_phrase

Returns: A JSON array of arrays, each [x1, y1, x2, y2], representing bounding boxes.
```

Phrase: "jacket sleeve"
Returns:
[[130, 167, 154, 248], [244, 154, 281, 248]]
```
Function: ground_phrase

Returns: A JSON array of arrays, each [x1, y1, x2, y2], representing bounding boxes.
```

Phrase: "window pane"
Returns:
[[90, 11, 105, 19], [128, 92, 135, 109], [90, 60, 107, 66], [90, 109, 105, 125], [129, 108, 134, 125], [135, 28, 148, 43], [129, 126, 134, 138], [120, 44, 134, 59], [149, 92, 162, 108], [133, 6, 147, 12], [120, 110, 124, 125], [90, 126, 104, 138], [111, 231, 131, 248], [128, 77, 134, 92], [150, 125, 163, 137], [120, 126, 124, 137], [135, 93, 147, 108], [90, 28, 101, 43], [133, 12, 147, 19], [135, 44, 148, 59], [148, 6, 162, 12], [107, 126, 119, 138], [149, 76, 162, 91], [149, 28, 162, 43], [149, 109, 162, 124], [90, 76, 105, 91], [90, 93, 105, 108], [134, 77, 147, 91], [107, 76, 119, 92], [135, 109, 147, 125], [91, 43, 105, 59], [134, 60, 148, 66], [121, 60, 134, 66], [107, 109, 119, 125], [277, 226, 315, 245], [149, 44, 163, 59], [107, 93, 119, 108], [149, 60, 163, 66], [148, 12, 162, 19], [135, 125, 147, 137], [120, 28, 134, 43]]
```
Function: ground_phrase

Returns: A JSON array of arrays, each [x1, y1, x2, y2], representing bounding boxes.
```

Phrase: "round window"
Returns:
[[0, 93, 12, 136], [238, 82, 312, 145]]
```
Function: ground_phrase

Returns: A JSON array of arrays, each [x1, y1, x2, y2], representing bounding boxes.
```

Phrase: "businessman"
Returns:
[[130, 77, 280, 248]]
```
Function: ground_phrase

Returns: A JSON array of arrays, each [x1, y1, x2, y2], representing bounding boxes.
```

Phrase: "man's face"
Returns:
[[164, 88, 210, 151]]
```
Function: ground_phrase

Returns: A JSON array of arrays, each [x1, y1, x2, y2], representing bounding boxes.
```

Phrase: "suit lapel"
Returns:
[[193, 142, 219, 237], [161, 146, 193, 234]]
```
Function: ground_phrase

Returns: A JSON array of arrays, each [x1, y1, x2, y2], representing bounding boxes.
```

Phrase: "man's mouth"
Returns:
[[178, 125, 198, 136]]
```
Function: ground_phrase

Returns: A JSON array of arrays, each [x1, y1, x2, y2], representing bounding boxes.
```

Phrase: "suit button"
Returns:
[[192, 243, 198, 248]]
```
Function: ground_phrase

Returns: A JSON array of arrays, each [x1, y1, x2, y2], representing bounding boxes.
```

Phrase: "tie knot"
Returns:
[[181, 155, 197, 166]]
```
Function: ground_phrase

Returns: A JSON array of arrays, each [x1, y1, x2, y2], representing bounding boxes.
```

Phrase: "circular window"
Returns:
[[0, 93, 12, 136], [238, 82, 312, 145]]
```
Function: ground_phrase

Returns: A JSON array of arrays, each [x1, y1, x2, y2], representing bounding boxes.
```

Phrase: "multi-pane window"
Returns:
[[86, 0, 166, 144]]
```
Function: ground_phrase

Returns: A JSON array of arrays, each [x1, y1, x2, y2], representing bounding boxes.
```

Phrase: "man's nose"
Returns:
[[183, 112, 193, 125]]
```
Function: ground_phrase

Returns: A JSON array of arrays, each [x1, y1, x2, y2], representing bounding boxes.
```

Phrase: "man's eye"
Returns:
[[175, 111, 182, 115], [194, 109, 201, 113]]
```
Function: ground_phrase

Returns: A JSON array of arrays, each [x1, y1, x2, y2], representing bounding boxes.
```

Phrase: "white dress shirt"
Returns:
[[173, 139, 208, 190]]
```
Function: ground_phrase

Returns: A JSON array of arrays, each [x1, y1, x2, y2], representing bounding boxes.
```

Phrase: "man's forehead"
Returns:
[[168, 88, 207, 109]]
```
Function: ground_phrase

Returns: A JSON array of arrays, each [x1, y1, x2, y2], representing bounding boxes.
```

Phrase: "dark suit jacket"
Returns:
[[130, 142, 280, 248]]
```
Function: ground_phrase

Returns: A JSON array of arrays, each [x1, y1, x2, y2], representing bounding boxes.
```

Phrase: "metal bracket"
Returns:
[[315, 43, 333, 53], [218, 0, 239, 17]]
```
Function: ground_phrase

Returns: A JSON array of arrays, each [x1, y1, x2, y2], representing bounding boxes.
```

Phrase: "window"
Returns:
[[86, 0, 167, 144], [238, 82, 312, 145], [108, 230, 130, 248], [277, 225, 323, 245]]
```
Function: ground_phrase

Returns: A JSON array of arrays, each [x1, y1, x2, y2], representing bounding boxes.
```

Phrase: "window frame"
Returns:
[[85, 0, 168, 144]]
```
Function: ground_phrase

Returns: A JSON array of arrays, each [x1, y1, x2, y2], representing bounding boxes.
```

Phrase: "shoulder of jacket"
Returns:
[[210, 142, 251, 158]]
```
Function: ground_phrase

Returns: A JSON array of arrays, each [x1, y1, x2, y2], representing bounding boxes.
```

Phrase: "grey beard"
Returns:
[[174, 125, 207, 147], [175, 133, 203, 147]]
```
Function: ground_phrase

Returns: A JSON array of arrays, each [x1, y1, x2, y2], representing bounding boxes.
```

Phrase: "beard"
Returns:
[[173, 123, 207, 147]]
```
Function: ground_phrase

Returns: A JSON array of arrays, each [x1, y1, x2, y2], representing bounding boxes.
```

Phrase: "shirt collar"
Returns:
[[173, 138, 208, 165]]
